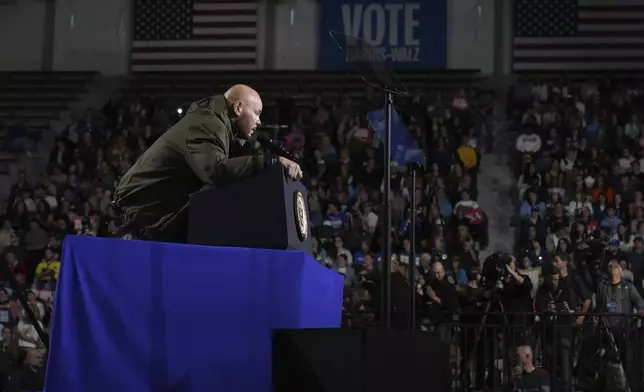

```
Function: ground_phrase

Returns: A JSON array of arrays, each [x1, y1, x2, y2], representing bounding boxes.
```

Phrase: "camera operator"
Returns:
[[496, 254, 533, 317], [471, 253, 532, 390], [594, 261, 644, 390], [553, 252, 592, 325], [534, 266, 577, 391]]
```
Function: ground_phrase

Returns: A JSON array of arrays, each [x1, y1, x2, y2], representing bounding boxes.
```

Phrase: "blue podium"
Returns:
[[44, 236, 343, 392]]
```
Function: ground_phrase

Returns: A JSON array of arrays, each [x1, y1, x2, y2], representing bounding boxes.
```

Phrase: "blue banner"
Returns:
[[319, 0, 447, 70], [367, 109, 426, 167]]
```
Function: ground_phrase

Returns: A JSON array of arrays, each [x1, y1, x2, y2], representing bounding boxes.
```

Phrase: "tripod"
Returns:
[[462, 294, 508, 390], [593, 315, 632, 392]]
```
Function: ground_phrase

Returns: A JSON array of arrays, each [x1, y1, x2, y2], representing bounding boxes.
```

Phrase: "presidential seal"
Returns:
[[293, 190, 308, 241]]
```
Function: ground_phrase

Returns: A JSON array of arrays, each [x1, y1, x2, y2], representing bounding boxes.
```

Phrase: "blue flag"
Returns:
[[367, 109, 426, 167]]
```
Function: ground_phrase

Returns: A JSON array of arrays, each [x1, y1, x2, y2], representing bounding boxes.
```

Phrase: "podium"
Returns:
[[45, 236, 343, 392], [188, 164, 312, 253]]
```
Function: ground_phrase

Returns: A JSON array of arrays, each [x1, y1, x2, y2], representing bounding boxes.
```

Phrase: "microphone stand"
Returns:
[[381, 92, 393, 329], [407, 163, 420, 330], [0, 262, 49, 349]]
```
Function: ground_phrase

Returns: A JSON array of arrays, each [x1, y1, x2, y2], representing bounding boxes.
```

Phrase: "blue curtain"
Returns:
[[45, 236, 343, 392]]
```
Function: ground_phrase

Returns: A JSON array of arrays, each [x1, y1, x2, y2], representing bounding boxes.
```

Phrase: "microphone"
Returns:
[[255, 133, 296, 162]]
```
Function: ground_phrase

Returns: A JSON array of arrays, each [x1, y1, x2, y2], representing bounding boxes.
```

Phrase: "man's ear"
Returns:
[[234, 101, 243, 116]]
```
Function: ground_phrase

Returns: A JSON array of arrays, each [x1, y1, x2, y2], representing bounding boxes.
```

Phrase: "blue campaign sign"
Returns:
[[319, 0, 447, 70], [367, 109, 426, 167]]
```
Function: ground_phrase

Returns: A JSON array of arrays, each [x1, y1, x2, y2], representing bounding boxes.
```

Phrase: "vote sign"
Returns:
[[319, 0, 447, 70]]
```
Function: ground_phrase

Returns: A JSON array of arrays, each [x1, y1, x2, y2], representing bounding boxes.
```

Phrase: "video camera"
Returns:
[[426, 248, 448, 265], [481, 252, 513, 286]]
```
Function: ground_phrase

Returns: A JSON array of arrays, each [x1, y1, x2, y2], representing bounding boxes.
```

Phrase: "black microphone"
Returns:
[[255, 133, 296, 162]]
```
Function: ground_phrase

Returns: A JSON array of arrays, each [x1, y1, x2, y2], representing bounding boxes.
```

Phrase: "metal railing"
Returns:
[[343, 309, 644, 392]]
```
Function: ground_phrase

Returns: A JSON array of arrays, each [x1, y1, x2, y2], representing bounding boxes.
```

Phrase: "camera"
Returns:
[[431, 249, 448, 263], [481, 252, 512, 285]]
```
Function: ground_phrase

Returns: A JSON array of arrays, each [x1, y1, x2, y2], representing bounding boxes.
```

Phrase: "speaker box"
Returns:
[[273, 328, 451, 392]]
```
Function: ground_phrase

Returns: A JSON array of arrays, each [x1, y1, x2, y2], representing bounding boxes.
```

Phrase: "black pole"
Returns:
[[407, 165, 417, 330], [0, 262, 49, 349], [381, 91, 393, 330]]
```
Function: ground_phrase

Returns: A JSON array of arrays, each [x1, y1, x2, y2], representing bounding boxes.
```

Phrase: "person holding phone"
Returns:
[[511, 345, 550, 392]]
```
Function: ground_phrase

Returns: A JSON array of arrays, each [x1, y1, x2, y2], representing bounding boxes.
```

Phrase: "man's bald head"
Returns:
[[431, 261, 445, 281], [224, 84, 262, 139], [224, 84, 260, 103]]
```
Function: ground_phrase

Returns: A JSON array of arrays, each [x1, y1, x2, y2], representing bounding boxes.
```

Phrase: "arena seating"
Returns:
[[0, 71, 97, 152], [121, 70, 484, 122]]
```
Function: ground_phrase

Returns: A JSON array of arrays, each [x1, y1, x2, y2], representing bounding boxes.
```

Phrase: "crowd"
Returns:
[[336, 77, 644, 392], [0, 100, 172, 390], [504, 77, 644, 392], [0, 83, 495, 390], [21, 75, 644, 392]]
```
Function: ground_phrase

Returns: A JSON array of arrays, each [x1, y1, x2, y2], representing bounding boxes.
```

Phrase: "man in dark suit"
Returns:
[[113, 85, 302, 243]]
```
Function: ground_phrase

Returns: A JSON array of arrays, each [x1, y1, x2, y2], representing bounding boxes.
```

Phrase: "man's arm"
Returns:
[[185, 121, 268, 185]]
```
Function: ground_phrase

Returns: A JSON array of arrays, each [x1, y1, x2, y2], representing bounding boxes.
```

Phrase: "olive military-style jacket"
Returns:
[[113, 95, 267, 241]]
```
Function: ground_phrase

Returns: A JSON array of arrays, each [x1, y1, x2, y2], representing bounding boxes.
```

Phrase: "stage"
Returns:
[[44, 236, 343, 392]]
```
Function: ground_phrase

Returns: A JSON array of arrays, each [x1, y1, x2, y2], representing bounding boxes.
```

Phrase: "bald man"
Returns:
[[113, 85, 302, 242]]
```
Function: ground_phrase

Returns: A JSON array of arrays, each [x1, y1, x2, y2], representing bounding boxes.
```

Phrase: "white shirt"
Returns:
[[44, 195, 59, 210], [532, 84, 548, 101], [454, 200, 480, 211], [23, 198, 36, 213], [337, 248, 353, 266], [516, 133, 542, 153], [560, 157, 575, 172], [361, 212, 379, 234], [619, 157, 634, 171], [17, 320, 44, 349], [625, 123, 639, 139], [567, 201, 592, 217]]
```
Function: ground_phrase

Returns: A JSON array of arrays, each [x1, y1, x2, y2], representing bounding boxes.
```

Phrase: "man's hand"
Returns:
[[425, 285, 436, 298], [512, 365, 523, 378], [278, 157, 303, 180]]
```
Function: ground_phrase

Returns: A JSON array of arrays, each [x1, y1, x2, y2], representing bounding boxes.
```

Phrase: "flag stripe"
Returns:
[[516, 56, 644, 63], [515, 49, 644, 57], [513, 0, 644, 72], [193, 27, 256, 35], [193, 9, 256, 16], [514, 36, 644, 45], [131, 58, 256, 65], [130, 64, 258, 72], [133, 46, 255, 53], [578, 11, 644, 18], [194, 3, 258, 11], [193, 21, 257, 28], [132, 52, 256, 60], [132, 40, 256, 48], [515, 42, 644, 50], [131, 0, 258, 72], [514, 62, 644, 71], [193, 16, 257, 22]]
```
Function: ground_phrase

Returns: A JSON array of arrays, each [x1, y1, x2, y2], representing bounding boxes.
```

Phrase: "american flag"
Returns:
[[131, 0, 258, 72], [513, 0, 644, 72]]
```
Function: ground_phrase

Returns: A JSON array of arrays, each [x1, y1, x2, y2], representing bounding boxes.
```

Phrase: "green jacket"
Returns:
[[113, 95, 268, 241]]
